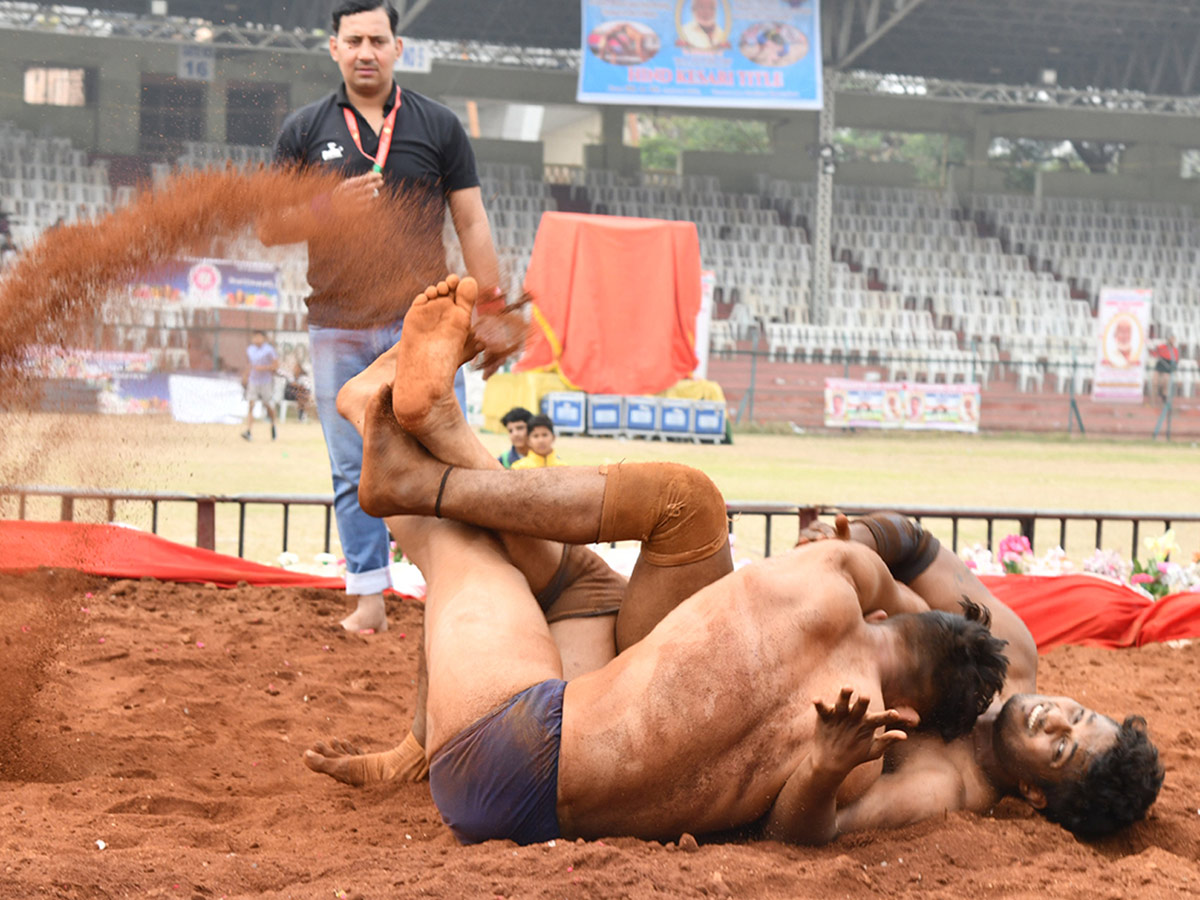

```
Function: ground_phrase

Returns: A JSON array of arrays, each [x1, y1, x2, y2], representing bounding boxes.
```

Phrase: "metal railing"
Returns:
[[1, 485, 335, 558], [4, 485, 1198, 562], [732, 501, 1200, 559]]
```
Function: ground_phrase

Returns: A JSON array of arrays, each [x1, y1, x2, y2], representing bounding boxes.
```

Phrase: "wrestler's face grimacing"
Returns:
[[993, 694, 1119, 786]]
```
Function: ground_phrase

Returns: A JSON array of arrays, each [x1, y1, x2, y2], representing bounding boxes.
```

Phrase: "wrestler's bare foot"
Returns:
[[357, 383, 444, 519], [391, 274, 476, 434], [303, 733, 428, 786], [334, 341, 401, 437], [338, 592, 388, 633]]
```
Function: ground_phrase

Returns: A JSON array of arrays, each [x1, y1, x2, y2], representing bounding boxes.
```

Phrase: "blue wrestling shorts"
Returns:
[[428, 678, 566, 845]]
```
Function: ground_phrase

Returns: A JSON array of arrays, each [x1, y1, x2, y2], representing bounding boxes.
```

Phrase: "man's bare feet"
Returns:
[[303, 732, 429, 786], [391, 274, 477, 435], [338, 592, 388, 633], [357, 383, 444, 519]]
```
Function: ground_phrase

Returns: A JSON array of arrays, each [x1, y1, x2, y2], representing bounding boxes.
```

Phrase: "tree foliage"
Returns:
[[636, 115, 771, 171], [832, 128, 967, 188]]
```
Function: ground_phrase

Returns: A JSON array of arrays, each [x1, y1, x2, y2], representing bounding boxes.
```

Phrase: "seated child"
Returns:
[[497, 406, 532, 468], [511, 414, 566, 469]]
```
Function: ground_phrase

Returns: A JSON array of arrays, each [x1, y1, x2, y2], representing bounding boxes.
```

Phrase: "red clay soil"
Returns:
[[2, 569, 1198, 899]]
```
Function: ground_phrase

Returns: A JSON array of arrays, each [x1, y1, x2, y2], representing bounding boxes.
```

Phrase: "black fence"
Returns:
[[4, 484, 1198, 562]]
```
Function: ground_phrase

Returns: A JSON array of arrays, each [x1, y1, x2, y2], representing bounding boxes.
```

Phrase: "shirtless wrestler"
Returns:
[[310, 274, 1160, 841], [308, 274, 1010, 845], [791, 514, 1164, 840]]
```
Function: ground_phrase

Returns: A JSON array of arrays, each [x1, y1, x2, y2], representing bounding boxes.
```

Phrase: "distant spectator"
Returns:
[[241, 330, 279, 441], [497, 405, 532, 468], [1151, 333, 1179, 403], [0, 233, 17, 271], [511, 414, 565, 469], [282, 355, 316, 422]]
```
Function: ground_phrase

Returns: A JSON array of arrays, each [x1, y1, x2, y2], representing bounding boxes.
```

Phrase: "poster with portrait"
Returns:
[[823, 379, 905, 430], [578, 0, 822, 109], [1092, 287, 1151, 402], [824, 379, 980, 432], [904, 382, 981, 433]]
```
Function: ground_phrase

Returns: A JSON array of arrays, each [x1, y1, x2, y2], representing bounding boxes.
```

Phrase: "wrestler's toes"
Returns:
[[446, 273, 460, 290], [332, 738, 360, 755], [303, 749, 332, 773]]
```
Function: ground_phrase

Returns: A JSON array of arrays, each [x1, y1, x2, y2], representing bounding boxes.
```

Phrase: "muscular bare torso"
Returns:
[[556, 542, 893, 840]]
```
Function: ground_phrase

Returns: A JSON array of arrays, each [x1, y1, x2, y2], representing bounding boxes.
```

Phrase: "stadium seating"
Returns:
[[0, 122, 113, 244], [5, 117, 1198, 402]]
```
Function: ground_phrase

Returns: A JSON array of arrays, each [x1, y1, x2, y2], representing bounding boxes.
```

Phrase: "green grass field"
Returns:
[[3, 412, 1198, 567]]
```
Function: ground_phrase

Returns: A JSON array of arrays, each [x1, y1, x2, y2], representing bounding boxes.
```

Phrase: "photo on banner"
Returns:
[[824, 378, 980, 433], [578, 0, 822, 109], [1092, 287, 1152, 403]]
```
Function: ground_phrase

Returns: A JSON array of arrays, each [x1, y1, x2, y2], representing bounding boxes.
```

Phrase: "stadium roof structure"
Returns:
[[83, 0, 1200, 98]]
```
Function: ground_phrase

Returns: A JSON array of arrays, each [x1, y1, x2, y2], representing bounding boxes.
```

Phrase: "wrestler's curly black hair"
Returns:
[[915, 598, 1009, 742], [1037, 715, 1164, 838]]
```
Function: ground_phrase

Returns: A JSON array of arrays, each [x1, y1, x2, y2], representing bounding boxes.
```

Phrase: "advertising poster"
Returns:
[[904, 382, 981, 433], [578, 0, 822, 109], [824, 378, 906, 430], [825, 379, 980, 433], [1092, 287, 1151, 402], [131, 258, 280, 310]]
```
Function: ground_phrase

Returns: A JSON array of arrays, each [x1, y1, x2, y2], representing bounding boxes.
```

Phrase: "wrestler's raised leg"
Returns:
[[322, 281, 567, 787], [335, 279, 565, 597], [389, 514, 565, 759], [356, 384, 734, 650]]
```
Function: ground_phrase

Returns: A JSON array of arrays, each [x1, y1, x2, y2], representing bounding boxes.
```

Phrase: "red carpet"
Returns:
[[3, 521, 1199, 649]]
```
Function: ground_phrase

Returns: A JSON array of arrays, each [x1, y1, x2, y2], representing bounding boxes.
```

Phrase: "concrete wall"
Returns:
[[0, 32, 327, 155], [470, 137, 543, 171], [542, 112, 599, 167]]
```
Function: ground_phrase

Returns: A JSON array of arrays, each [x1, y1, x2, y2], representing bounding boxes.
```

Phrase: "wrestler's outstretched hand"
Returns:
[[812, 687, 918, 774], [795, 512, 852, 547]]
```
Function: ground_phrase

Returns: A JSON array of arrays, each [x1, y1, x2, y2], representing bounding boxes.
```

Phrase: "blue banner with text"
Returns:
[[578, 0, 822, 109]]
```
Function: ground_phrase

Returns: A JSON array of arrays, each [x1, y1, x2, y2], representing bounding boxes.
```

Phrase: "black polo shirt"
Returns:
[[274, 83, 480, 328]]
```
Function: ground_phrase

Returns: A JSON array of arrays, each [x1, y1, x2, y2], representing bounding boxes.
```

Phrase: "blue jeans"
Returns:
[[309, 320, 466, 595]]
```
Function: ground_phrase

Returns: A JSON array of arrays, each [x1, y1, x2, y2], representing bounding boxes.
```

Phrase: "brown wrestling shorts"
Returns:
[[535, 544, 627, 624]]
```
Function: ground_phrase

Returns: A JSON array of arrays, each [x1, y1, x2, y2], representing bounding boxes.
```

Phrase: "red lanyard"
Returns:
[[342, 85, 402, 173]]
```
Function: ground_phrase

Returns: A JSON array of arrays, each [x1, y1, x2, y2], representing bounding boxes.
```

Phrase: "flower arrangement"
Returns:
[[1128, 529, 1184, 600], [997, 534, 1034, 575], [962, 529, 1200, 600]]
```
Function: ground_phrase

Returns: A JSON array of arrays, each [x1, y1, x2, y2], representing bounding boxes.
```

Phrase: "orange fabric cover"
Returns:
[[0, 520, 352, 592], [980, 574, 1200, 651], [517, 212, 701, 395]]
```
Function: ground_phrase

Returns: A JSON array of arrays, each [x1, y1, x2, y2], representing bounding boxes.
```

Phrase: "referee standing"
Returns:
[[267, 0, 500, 634]]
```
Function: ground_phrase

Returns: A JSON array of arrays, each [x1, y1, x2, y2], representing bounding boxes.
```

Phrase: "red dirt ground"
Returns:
[[2, 569, 1198, 899]]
